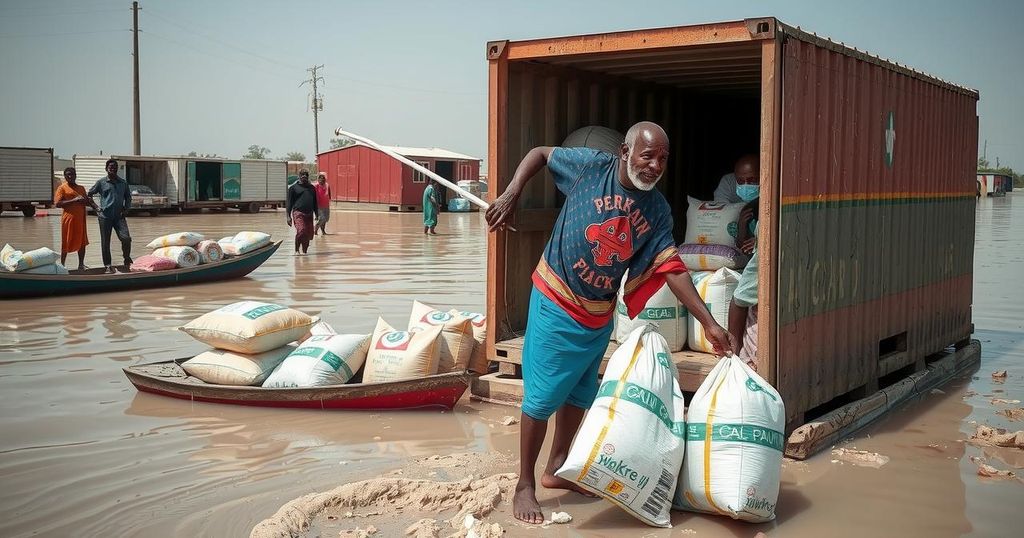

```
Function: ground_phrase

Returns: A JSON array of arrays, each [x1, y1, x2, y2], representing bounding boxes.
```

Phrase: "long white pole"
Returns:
[[333, 128, 489, 210]]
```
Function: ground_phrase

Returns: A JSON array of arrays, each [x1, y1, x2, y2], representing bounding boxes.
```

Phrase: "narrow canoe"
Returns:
[[0, 241, 281, 299], [123, 359, 473, 410]]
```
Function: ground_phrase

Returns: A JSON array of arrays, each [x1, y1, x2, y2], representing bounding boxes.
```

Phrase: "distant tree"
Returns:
[[283, 151, 306, 162], [243, 145, 271, 159], [330, 137, 355, 149], [188, 151, 220, 158]]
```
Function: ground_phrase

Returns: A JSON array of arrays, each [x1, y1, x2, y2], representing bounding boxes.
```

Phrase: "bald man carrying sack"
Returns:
[[485, 121, 736, 525]]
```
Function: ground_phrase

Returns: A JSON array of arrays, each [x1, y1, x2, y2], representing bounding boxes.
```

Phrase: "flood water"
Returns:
[[1, 199, 1021, 537]]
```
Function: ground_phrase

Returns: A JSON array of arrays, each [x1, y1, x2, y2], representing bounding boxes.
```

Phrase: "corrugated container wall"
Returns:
[[776, 34, 978, 422], [318, 146, 403, 205]]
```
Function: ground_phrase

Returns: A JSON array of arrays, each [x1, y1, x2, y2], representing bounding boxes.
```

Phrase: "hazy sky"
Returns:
[[1, 0, 1021, 171]]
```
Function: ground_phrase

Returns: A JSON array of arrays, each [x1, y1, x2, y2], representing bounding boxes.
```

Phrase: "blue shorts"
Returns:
[[521, 287, 613, 420]]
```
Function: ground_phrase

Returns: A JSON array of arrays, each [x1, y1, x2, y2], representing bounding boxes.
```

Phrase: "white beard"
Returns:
[[627, 160, 661, 191]]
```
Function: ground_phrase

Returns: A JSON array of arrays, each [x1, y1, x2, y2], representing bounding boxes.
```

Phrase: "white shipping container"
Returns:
[[0, 147, 54, 203]]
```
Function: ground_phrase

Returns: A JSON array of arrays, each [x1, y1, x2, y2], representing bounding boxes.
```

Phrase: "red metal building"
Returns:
[[316, 144, 481, 210]]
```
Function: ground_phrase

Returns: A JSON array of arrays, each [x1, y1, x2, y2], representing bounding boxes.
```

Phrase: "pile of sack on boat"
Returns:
[[613, 197, 748, 352], [175, 300, 489, 388], [131, 231, 271, 272], [0, 244, 65, 274]]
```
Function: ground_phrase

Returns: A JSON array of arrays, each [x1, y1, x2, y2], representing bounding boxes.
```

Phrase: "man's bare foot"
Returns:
[[513, 484, 544, 524], [541, 473, 598, 498]]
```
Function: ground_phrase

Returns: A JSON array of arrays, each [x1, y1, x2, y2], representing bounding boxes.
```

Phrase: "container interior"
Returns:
[[493, 41, 765, 390], [122, 159, 172, 197]]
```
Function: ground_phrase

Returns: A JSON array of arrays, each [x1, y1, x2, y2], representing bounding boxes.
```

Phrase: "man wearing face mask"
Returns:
[[712, 154, 759, 204], [486, 121, 735, 525]]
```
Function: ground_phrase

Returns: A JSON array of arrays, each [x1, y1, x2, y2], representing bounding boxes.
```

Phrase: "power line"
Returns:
[[0, 29, 128, 39], [144, 6, 301, 72], [143, 31, 294, 81], [0, 8, 126, 18]]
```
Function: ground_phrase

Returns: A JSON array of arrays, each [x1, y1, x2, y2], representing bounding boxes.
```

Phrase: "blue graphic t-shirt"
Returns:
[[531, 147, 685, 328]]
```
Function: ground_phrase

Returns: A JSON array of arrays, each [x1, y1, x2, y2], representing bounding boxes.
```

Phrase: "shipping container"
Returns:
[[977, 173, 1010, 196], [484, 18, 979, 432], [317, 144, 481, 211], [74, 155, 287, 213], [0, 147, 54, 216]]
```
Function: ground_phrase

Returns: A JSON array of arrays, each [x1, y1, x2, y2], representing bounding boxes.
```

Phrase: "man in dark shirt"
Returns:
[[286, 169, 317, 254], [87, 159, 133, 273]]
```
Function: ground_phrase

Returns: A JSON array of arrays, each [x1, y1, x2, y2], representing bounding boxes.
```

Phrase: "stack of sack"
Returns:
[[557, 324, 786, 529], [0, 244, 66, 274], [137, 232, 205, 271], [678, 196, 750, 271], [218, 231, 271, 257], [179, 301, 320, 386], [175, 299, 490, 388], [676, 196, 747, 353], [611, 195, 747, 354], [359, 300, 490, 384]]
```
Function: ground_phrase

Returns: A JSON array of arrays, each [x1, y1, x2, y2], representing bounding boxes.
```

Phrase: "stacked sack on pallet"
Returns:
[[0, 244, 66, 274], [677, 196, 746, 352], [175, 299, 490, 388], [610, 198, 747, 353]]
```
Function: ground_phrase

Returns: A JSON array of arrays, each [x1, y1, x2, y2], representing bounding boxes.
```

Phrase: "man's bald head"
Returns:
[[734, 154, 759, 185], [624, 121, 669, 151]]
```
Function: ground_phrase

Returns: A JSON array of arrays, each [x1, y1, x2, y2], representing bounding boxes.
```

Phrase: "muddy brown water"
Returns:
[[1, 200, 1021, 537]]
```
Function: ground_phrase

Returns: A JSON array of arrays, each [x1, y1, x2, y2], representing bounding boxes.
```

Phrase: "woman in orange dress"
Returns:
[[53, 167, 96, 270]]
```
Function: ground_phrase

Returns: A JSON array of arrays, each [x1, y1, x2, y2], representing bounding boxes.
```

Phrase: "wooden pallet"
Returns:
[[471, 337, 721, 407], [784, 339, 982, 459]]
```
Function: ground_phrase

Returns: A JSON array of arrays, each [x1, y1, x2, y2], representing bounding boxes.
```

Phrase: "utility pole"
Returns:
[[132, 1, 141, 155], [300, 65, 325, 155]]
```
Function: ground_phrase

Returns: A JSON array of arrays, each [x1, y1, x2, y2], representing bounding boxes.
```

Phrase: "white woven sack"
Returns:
[[263, 334, 371, 387], [674, 356, 785, 522], [687, 268, 740, 353], [555, 324, 685, 528], [146, 231, 204, 249], [683, 197, 746, 246], [613, 275, 686, 351]]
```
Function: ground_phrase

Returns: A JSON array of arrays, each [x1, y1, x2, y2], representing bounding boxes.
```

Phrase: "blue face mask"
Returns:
[[736, 184, 760, 202]]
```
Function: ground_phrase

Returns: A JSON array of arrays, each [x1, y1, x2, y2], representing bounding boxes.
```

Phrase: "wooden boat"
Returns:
[[0, 241, 281, 299], [124, 358, 473, 410]]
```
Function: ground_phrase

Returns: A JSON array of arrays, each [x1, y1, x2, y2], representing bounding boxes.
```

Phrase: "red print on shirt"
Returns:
[[585, 216, 633, 266]]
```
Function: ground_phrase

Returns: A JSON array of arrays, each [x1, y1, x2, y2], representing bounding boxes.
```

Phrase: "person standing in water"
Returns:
[[422, 178, 440, 235], [286, 170, 317, 254], [314, 172, 331, 236]]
